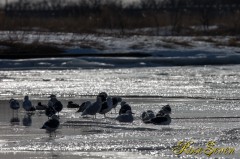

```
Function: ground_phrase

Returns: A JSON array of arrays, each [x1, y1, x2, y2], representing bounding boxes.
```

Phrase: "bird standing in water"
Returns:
[[97, 92, 108, 102], [23, 95, 36, 112], [9, 98, 20, 118], [81, 97, 102, 118], [111, 96, 122, 113], [99, 97, 113, 117], [76, 101, 91, 113], [48, 94, 63, 117], [41, 115, 60, 137]]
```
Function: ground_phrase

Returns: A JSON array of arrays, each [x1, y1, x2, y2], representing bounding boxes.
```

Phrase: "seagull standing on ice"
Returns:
[[48, 94, 63, 116], [9, 98, 20, 111], [45, 105, 57, 118], [9, 98, 20, 117], [111, 97, 122, 113], [23, 96, 36, 112], [81, 97, 102, 118], [41, 115, 60, 137], [99, 97, 113, 117]]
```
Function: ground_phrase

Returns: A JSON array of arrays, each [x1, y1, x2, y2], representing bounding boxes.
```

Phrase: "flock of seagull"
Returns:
[[9, 92, 172, 136]]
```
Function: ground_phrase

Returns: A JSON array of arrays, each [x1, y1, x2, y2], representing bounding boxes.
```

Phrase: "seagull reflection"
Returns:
[[22, 114, 32, 126], [10, 117, 20, 126]]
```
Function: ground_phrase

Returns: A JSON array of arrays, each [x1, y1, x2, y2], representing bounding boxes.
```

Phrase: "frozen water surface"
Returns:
[[0, 65, 240, 158], [1, 65, 240, 99]]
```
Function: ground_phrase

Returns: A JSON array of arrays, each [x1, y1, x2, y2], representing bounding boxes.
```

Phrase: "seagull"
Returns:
[[81, 97, 102, 118], [99, 97, 113, 117], [45, 105, 57, 118], [76, 101, 91, 113], [41, 115, 60, 137], [116, 110, 134, 123], [23, 96, 36, 112], [9, 98, 20, 110], [36, 102, 47, 110], [141, 110, 155, 123], [48, 94, 63, 116], [9, 98, 20, 117], [48, 94, 58, 106], [119, 101, 132, 115], [53, 100, 63, 114], [67, 101, 79, 108], [151, 110, 171, 125], [111, 96, 122, 113]]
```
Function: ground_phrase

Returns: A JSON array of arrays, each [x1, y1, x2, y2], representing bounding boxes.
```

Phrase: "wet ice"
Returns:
[[0, 65, 240, 158]]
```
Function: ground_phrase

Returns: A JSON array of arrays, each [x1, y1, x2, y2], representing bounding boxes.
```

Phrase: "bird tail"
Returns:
[[81, 112, 86, 116]]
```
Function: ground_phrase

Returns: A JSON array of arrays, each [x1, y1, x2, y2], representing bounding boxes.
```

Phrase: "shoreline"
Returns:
[[0, 52, 152, 59]]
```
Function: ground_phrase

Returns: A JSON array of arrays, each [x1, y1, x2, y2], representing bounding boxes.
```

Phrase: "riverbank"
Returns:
[[0, 31, 240, 67]]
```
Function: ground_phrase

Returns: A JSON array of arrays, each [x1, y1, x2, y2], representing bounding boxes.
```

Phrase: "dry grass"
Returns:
[[227, 38, 240, 47], [0, 10, 239, 36], [0, 3, 240, 37], [0, 40, 64, 54]]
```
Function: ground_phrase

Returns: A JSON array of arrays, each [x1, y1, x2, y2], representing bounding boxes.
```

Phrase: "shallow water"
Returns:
[[1, 65, 240, 159]]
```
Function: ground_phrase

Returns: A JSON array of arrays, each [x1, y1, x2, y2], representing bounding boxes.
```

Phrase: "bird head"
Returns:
[[24, 96, 29, 101], [120, 101, 126, 107]]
